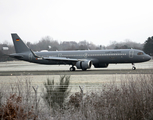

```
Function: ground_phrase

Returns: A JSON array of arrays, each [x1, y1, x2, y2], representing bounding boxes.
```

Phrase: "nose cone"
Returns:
[[145, 55, 151, 61]]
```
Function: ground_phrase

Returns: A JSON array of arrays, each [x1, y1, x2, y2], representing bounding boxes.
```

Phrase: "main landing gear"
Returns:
[[132, 63, 136, 70], [70, 66, 76, 71]]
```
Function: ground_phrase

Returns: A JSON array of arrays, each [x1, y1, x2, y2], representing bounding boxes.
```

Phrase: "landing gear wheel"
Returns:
[[70, 66, 75, 71], [132, 67, 136, 70], [132, 63, 136, 70]]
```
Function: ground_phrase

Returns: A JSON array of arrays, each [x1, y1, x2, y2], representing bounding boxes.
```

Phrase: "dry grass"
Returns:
[[56, 73, 153, 120], [0, 73, 153, 119]]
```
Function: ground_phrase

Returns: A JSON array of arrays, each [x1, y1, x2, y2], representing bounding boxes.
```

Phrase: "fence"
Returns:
[[0, 74, 153, 119]]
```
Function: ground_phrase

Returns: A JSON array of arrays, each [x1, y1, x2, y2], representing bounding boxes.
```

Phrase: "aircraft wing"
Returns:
[[31, 49, 86, 62], [43, 56, 85, 62]]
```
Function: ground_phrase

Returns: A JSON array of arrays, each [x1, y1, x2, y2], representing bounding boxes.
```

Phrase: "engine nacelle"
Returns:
[[76, 60, 92, 70], [93, 63, 109, 68]]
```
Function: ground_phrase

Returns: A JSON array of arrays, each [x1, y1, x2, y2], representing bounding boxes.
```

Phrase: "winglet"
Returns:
[[11, 33, 30, 53]]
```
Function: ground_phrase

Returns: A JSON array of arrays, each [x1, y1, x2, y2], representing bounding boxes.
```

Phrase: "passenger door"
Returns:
[[129, 49, 134, 58]]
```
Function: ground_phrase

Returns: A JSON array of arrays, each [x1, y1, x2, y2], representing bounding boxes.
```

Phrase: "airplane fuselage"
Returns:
[[16, 49, 150, 66], [10, 33, 151, 71]]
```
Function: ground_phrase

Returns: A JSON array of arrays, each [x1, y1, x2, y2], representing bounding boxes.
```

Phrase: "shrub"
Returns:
[[42, 75, 71, 110], [0, 94, 37, 120], [66, 74, 153, 120]]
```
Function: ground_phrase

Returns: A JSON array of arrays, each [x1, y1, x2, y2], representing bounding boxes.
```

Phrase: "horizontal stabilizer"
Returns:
[[9, 53, 23, 59]]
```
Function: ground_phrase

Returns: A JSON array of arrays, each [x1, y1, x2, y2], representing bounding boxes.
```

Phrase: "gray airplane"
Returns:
[[9, 33, 151, 71]]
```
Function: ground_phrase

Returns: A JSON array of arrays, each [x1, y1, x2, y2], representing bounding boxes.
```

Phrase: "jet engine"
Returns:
[[93, 63, 109, 68], [76, 60, 92, 70]]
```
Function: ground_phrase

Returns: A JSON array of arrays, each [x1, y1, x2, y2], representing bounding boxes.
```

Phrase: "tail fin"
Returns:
[[11, 33, 30, 53]]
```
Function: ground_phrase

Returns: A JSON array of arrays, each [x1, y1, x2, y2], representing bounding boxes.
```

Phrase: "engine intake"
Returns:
[[76, 60, 92, 70]]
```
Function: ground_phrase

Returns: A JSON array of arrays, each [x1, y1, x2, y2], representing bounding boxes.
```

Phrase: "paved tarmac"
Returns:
[[0, 69, 153, 76], [0, 60, 152, 76]]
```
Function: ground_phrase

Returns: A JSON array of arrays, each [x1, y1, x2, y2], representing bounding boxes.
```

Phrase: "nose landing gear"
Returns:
[[132, 63, 136, 70]]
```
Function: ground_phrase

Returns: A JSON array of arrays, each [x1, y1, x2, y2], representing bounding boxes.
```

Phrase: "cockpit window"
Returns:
[[137, 52, 144, 55]]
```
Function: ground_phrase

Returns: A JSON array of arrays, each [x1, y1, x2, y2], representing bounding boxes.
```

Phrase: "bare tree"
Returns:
[[107, 39, 143, 50]]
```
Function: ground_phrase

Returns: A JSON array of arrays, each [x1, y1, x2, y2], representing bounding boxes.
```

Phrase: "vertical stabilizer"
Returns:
[[11, 33, 30, 53]]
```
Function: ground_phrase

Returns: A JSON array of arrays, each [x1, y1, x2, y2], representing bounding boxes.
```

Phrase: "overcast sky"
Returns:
[[0, 0, 153, 46]]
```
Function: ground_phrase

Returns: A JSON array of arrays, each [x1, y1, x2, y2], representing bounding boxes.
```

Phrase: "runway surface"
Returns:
[[0, 60, 152, 76], [0, 69, 153, 76]]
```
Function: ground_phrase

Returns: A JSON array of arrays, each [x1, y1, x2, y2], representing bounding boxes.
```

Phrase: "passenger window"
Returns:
[[137, 52, 144, 55]]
